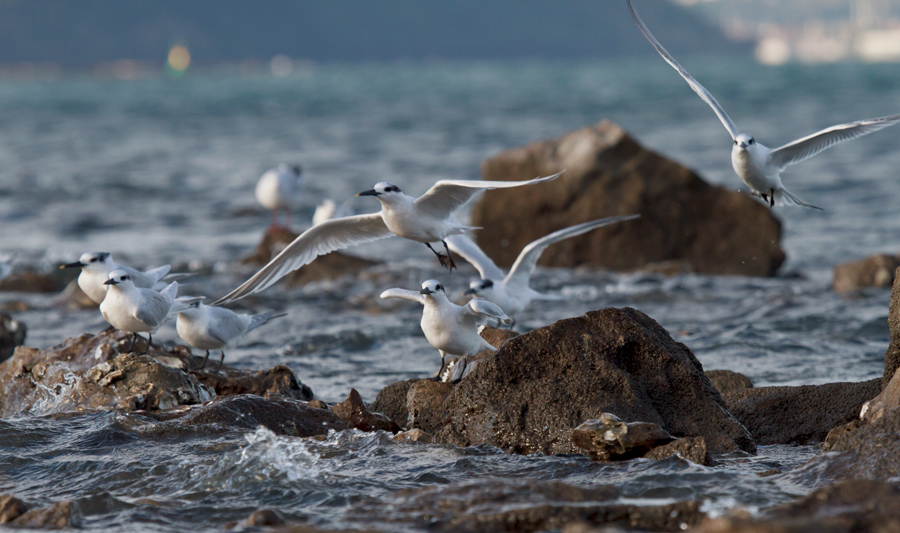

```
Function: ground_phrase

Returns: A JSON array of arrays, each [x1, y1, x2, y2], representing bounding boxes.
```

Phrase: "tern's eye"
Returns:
[[749, 138, 755, 145], [733, 140, 737, 145], [436, 284, 443, 291], [90, 258, 98, 263]]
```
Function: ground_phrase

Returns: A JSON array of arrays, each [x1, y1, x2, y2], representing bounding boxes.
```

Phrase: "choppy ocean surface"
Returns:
[[1, 59, 899, 531]]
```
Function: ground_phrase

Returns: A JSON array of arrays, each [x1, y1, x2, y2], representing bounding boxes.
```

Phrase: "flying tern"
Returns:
[[213, 171, 563, 304], [627, 0, 900, 209]]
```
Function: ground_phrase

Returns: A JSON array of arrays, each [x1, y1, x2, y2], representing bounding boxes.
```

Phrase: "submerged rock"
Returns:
[[724, 379, 881, 445], [833, 253, 900, 292], [885, 267, 900, 386], [0, 313, 25, 363], [9, 501, 74, 529], [571, 414, 674, 461], [471, 120, 785, 277], [705, 369, 753, 395], [0, 494, 27, 523], [241, 227, 379, 287], [351, 479, 704, 533], [421, 307, 754, 455], [643, 436, 713, 466], [692, 479, 900, 532], [332, 388, 400, 433]]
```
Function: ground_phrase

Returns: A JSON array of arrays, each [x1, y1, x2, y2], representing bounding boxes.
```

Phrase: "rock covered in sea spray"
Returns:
[[571, 413, 674, 461]]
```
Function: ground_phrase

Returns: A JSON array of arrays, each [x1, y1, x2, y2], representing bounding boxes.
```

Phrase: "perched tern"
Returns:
[[100, 270, 179, 353], [381, 279, 511, 380], [312, 198, 354, 226], [175, 302, 285, 371], [61, 252, 185, 305], [627, 0, 900, 209], [451, 214, 640, 317], [256, 164, 302, 231], [213, 171, 563, 304]]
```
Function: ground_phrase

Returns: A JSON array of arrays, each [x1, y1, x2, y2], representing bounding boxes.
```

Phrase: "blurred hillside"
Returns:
[[0, 0, 749, 67]]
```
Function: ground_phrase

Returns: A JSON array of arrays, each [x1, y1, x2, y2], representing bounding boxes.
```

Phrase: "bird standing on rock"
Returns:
[[380, 279, 511, 381], [451, 214, 640, 319], [213, 171, 563, 304], [61, 251, 183, 305], [256, 164, 302, 231], [175, 302, 285, 371], [627, 0, 900, 209], [99, 270, 179, 354]]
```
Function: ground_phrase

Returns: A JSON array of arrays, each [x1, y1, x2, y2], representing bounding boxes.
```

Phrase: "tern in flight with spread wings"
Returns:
[[449, 214, 640, 318], [627, 0, 900, 209], [213, 171, 563, 304], [381, 279, 511, 381]]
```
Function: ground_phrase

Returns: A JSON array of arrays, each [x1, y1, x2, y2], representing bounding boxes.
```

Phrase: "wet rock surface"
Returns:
[[861, 367, 900, 423], [723, 379, 881, 445], [833, 253, 900, 292], [425, 307, 754, 454], [885, 267, 900, 385], [705, 369, 753, 395], [471, 120, 785, 277], [643, 436, 713, 466], [0, 312, 25, 363], [369, 379, 413, 429], [0, 267, 77, 293], [571, 414, 674, 461], [812, 398, 900, 482], [0, 328, 314, 417], [0, 494, 27, 523], [692, 479, 900, 532], [9, 501, 74, 529], [242, 227, 379, 287], [332, 388, 400, 433], [352, 479, 705, 533]]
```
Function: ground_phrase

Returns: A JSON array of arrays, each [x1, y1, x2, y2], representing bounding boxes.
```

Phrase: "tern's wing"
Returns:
[[135, 289, 175, 329], [768, 115, 900, 170], [506, 215, 640, 289], [142, 264, 172, 284], [627, 0, 739, 140], [379, 288, 426, 305], [464, 297, 511, 326], [213, 214, 391, 304], [206, 307, 250, 345], [445, 234, 505, 281], [414, 171, 564, 219]]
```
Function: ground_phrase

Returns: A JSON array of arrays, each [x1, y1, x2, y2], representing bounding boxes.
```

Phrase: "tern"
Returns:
[[61, 252, 185, 305], [175, 302, 285, 371], [213, 171, 563, 304], [451, 214, 640, 317], [99, 270, 179, 353], [380, 279, 511, 380], [627, 0, 900, 209], [256, 164, 302, 231]]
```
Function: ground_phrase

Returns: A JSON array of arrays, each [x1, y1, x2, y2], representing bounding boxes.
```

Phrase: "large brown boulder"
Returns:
[[705, 369, 753, 395], [0, 313, 25, 363], [723, 379, 881, 445], [833, 253, 900, 293], [351, 479, 705, 533], [425, 307, 754, 455], [471, 120, 785, 277], [885, 267, 900, 386]]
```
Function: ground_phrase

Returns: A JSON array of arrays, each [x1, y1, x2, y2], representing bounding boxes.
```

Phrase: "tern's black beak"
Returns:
[[61, 261, 84, 269], [418, 288, 434, 295], [356, 189, 379, 197], [463, 287, 477, 296], [103, 279, 118, 286]]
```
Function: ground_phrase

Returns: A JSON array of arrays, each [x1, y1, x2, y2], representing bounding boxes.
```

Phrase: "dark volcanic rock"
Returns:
[[370, 380, 415, 429], [141, 395, 349, 437], [431, 307, 754, 455], [885, 267, 900, 386], [190, 364, 313, 401], [692, 479, 900, 532], [809, 399, 900, 481], [861, 367, 900, 423], [0, 494, 27, 523], [723, 379, 881, 445], [643, 436, 713, 466], [572, 414, 674, 461], [0, 313, 25, 363], [241, 227, 379, 287], [0, 267, 77, 293], [471, 120, 785, 277], [332, 388, 400, 433], [353, 479, 704, 533], [406, 379, 453, 432], [705, 370, 753, 395], [833, 253, 900, 292]]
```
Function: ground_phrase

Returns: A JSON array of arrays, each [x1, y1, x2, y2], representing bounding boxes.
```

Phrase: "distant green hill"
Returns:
[[0, 0, 749, 66]]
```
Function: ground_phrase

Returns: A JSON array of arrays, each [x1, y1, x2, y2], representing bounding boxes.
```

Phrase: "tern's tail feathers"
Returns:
[[247, 310, 287, 333], [776, 188, 823, 210]]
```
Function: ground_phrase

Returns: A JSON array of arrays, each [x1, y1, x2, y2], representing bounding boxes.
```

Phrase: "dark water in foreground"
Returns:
[[1, 59, 899, 530]]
